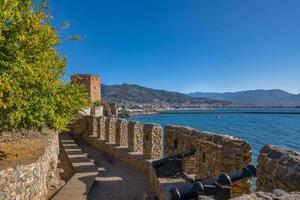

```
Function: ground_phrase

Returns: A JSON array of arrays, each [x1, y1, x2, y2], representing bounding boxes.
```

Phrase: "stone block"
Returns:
[[105, 117, 117, 143], [128, 121, 143, 153], [86, 116, 97, 136], [97, 116, 106, 140], [115, 119, 129, 147], [143, 124, 163, 159], [256, 144, 300, 192]]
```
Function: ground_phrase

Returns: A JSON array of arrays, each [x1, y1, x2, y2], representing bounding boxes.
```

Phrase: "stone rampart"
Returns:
[[72, 116, 299, 200], [143, 124, 163, 159], [97, 116, 106, 140], [256, 144, 300, 192], [105, 117, 117, 143], [165, 125, 252, 197], [115, 119, 129, 146], [128, 121, 143, 153], [0, 133, 59, 200]]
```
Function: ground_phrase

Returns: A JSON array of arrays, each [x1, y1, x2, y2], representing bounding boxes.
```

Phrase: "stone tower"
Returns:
[[71, 74, 101, 102]]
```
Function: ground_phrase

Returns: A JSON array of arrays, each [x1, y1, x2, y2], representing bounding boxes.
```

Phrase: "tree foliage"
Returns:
[[0, 0, 89, 132]]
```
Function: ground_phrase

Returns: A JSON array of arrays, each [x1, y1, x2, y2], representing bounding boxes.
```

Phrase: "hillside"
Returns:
[[189, 89, 300, 106], [101, 84, 230, 106]]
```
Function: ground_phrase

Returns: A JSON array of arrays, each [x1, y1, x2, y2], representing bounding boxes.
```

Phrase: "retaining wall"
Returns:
[[0, 133, 59, 200]]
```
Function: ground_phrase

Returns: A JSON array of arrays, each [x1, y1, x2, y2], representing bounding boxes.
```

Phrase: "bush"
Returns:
[[0, 0, 89, 132]]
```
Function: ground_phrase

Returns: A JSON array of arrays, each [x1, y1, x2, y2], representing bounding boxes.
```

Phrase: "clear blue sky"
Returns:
[[49, 0, 300, 94]]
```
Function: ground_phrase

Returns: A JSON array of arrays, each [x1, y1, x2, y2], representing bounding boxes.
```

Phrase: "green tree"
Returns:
[[0, 0, 89, 132]]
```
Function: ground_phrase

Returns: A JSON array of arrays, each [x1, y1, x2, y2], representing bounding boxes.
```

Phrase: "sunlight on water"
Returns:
[[128, 108, 300, 162]]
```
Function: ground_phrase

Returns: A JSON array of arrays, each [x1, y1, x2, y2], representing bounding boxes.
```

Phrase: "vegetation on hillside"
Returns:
[[102, 84, 230, 106], [0, 0, 88, 132]]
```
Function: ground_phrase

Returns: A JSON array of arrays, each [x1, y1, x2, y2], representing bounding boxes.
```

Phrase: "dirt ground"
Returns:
[[0, 130, 76, 199], [0, 130, 51, 170]]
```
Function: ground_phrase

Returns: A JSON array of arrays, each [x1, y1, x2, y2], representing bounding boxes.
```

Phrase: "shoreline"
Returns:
[[127, 107, 300, 116]]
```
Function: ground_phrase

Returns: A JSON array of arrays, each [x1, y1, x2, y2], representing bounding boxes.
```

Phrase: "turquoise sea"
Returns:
[[128, 108, 300, 162]]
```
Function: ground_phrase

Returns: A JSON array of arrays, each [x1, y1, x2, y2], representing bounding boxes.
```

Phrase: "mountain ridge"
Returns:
[[102, 83, 300, 107], [189, 89, 300, 106], [101, 83, 231, 106]]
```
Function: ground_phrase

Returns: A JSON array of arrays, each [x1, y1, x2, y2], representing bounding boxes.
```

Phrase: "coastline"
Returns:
[[127, 107, 300, 117]]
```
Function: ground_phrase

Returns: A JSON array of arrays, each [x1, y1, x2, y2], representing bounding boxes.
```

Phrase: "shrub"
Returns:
[[0, 0, 89, 132]]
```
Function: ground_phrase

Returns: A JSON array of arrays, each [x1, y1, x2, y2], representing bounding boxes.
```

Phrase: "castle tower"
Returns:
[[71, 74, 101, 102]]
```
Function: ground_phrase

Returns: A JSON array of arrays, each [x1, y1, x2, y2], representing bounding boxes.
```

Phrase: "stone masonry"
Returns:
[[0, 133, 59, 200], [143, 124, 163, 160], [72, 116, 300, 200], [97, 116, 106, 140], [87, 115, 97, 137], [71, 74, 101, 102], [165, 125, 252, 197], [115, 119, 129, 146], [165, 126, 198, 174], [105, 117, 117, 143], [128, 121, 143, 153], [233, 189, 300, 200], [256, 144, 300, 192]]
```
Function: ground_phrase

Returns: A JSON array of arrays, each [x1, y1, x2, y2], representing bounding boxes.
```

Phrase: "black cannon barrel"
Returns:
[[169, 165, 257, 200], [152, 149, 196, 169]]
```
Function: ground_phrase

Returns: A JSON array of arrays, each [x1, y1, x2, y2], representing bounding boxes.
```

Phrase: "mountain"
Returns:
[[101, 84, 230, 106], [189, 89, 300, 106]]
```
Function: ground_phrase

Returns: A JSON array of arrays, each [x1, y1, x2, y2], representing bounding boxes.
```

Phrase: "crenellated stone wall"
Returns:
[[128, 121, 143, 153], [0, 133, 59, 200], [87, 115, 98, 137], [115, 119, 129, 147], [105, 117, 117, 143], [97, 116, 106, 140], [143, 124, 163, 160], [73, 116, 253, 199], [72, 115, 299, 200], [165, 125, 252, 197], [256, 144, 300, 192]]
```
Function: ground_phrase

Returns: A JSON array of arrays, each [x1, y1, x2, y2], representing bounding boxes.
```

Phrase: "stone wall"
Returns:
[[115, 119, 128, 147], [74, 116, 256, 199], [0, 133, 59, 200], [233, 189, 300, 200], [165, 125, 252, 197], [256, 144, 300, 192], [97, 116, 106, 140], [105, 117, 117, 143], [73, 116, 300, 199], [143, 124, 163, 160], [128, 121, 143, 153], [76, 116, 168, 199]]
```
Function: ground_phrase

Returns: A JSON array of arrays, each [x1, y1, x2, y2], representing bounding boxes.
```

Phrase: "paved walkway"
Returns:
[[73, 136, 152, 200], [52, 133, 98, 200]]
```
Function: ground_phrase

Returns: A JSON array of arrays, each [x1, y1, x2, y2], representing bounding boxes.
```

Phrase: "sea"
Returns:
[[128, 108, 300, 163]]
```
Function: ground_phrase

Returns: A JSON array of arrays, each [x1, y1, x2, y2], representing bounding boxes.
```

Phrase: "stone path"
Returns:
[[73, 136, 152, 200], [52, 133, 98, 200]]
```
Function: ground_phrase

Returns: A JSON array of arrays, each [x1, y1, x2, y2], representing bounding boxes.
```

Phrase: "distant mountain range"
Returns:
[[101, 84, 230, 106], [102, 84, 300, 107], [189, 89, 300, 106]]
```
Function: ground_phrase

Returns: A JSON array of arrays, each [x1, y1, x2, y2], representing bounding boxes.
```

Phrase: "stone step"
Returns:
[[51, 133, 99, 200]]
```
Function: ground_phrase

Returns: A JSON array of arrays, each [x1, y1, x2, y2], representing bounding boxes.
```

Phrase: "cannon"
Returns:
[[169, 165, 257, 200], [152, 149, 196, 178]]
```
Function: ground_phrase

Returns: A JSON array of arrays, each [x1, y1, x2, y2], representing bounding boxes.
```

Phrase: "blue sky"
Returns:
[[49, 0, 300, 94]]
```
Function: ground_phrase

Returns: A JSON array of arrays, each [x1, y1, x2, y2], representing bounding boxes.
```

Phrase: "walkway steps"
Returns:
[[52, 133, 99, 200]]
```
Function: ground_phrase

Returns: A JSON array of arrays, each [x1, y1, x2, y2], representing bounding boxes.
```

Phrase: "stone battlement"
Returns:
[[71, 74, 101, 102], [71, 74, 100, 78], [71, 116, 300, 199]]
